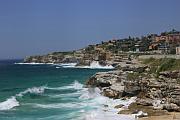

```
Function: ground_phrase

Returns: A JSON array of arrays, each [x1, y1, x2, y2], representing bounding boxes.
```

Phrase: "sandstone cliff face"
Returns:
[[86, 69, 180, 112], [23, 49, 113, 65], [24, 53, 79, 63], [24, 54, 65, 63]]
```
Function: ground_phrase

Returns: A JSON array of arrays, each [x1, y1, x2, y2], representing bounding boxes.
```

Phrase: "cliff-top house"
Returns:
[[149, 29, 180, 54]]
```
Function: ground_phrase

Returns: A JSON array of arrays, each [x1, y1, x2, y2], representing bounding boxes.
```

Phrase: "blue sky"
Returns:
[[0, 0, 180, 59]]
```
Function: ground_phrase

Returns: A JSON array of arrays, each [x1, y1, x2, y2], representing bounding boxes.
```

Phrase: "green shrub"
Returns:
[[127, 73, 140, 80], [142, 57, 155, 64], [156, 58, 176, 75]]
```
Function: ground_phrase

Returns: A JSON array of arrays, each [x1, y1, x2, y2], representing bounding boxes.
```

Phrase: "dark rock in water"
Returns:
[[103, 104, 108, 107], [131, 109, 139, 114], [114, 104, 124, 109]]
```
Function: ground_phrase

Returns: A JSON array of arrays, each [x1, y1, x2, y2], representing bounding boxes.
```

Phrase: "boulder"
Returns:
[[124, 81, 141, 96], [114, 104, 124, 109], [136, 98, 153, 106], [163, 103, 180, 112], [102, 88, 123, 98]]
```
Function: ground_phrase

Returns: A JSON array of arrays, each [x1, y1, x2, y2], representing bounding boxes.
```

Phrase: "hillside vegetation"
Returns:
[[141, 58, 180, 75]]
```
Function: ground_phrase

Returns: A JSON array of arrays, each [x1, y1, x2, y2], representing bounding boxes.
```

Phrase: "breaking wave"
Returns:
[[77, 87, 137, 120], [31, 102, 85, 109], [0, 80, 137, 120], [16, 86, 46, 97], [46, 80, 83, 90], [0, 81, 83, 111], [0, 97, 19, 110], [0, 86, 46, 111]]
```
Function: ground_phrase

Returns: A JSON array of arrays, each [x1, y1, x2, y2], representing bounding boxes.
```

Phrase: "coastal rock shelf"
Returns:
[[86, 68, 180, 118], [86, 70, 145, 98]]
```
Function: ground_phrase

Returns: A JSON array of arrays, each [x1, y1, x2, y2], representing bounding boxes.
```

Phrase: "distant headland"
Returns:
[[24, 29, 180, 66]]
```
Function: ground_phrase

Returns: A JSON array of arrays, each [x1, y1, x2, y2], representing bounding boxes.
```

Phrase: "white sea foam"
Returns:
[[54, 61, 114, 69], [0, 97, 19, 110], [79, 87, 101, 100], [15, 61, 114, 69], [46, 84, 137, 120], [82, 98, 136, 120], [76, 61, 114, 69], [78, 87, 137, 120], [49, 92, 81, 98], [32, 102, 85, 109], [0, 81, 137, 120], [55, 63, 77, 68], [14, 62, 54, 65], [89, 61, 114, 69], [132, 111, 148, 118], [84, 110, 135, 120], [72, 80, 84, 90], [0, 81, 83, 111], [46, 80, 83, 90], [16, 86, 45, 97], [0, 86, 46, 111]]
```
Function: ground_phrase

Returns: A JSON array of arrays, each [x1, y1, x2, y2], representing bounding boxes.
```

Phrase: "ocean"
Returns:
[[0, 60, 135, 120]]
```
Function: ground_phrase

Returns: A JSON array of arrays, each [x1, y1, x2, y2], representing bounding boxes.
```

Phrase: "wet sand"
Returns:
[[139, 112, 180, 120]]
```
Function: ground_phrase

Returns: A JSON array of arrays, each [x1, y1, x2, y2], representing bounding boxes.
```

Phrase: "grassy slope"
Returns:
[[140, 58, 180, 76]]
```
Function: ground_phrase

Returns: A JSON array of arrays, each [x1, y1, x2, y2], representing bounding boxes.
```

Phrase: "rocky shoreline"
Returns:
[[86, 58, 180, 119]]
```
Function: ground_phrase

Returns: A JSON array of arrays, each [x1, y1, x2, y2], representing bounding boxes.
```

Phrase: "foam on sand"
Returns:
[[84, 110, 135, 120]]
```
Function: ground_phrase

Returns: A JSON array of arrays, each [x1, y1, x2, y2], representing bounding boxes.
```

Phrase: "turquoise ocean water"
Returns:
[[0, 60, 135, 120], [0, 60, 106, 120]]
